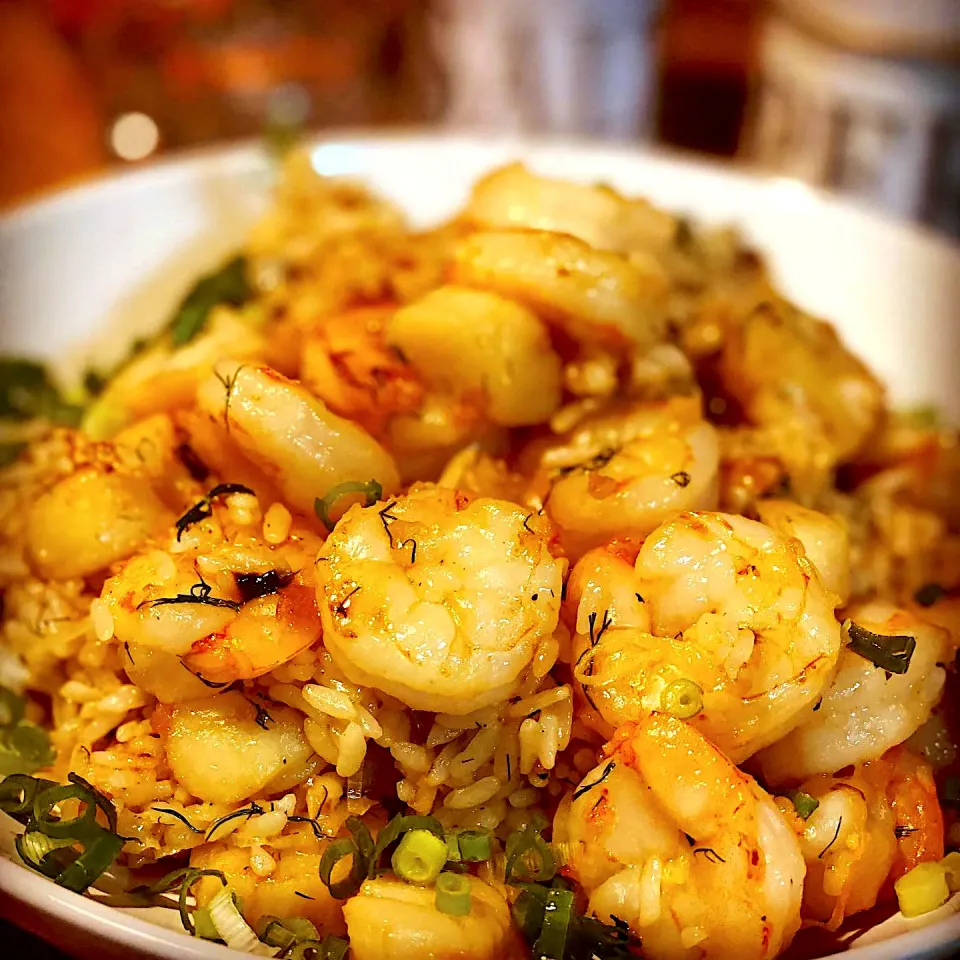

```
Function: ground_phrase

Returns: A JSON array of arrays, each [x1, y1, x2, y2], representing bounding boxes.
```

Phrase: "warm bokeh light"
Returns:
[[109, 112, 160, 162]]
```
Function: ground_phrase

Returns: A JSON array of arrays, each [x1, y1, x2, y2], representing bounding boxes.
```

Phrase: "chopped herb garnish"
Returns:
[[178, 660, 232, 689], [294, 891, 316, 900], [169, 255, 252, 347], [557, 447, 617, 477], [139, 577, 240, 612], [335, 585, 361, 617], [788, 791, 820, 821], [818, 817, 843, 859], [246, 698, 274, 730], [175, 482, 255, 541], [233, 569, 294, 603], [845, 620, 916, 675], [895, 825, 918, 839], [693, 847, 725, 864], [152, 807, 203, 833], [670, 471, 691, 487], [397, 537, 418, 564], [572, 760, 616, 802], [204, 802, 265, 842], [315, 479, 383, 531], [0, 359, 83, 425]]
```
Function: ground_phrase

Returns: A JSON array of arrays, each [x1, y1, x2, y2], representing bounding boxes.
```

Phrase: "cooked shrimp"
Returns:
[[314, 484, 563, 714], [783, 746, 943, 928], [543, 397, 720, 559], [570, 511, 842, 759], [300, 304, 426, 441], [719, 299, 884, 463], [344, 876, 524, 960], [755, 499, 851, 606], [83, 309, 267, 439], [386, 285, 563, 428], [154, 691, 315, 805], [555, 715, 804, 960], [25, 447, 173, 580], [100, 497, 325, 697], [464, 162, 676, 255], [450, 229, 668, 348], [754, 603, 948, 785], [196, 361, 400, 516], [193, 842, 346, 937], [300, 316, 491, 484]]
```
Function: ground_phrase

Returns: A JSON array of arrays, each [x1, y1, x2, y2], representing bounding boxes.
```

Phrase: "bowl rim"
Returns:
[[1, 128, 958, 260], [1, 131, 958, 960]]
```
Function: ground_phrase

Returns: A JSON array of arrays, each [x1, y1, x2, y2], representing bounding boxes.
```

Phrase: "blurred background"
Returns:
[[0, 0, 957, 234]]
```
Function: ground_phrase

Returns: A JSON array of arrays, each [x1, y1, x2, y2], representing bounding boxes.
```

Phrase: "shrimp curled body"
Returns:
[[315, 484, 563, 714], [556, 715, 804, 960], [569, 511, 843, 761]]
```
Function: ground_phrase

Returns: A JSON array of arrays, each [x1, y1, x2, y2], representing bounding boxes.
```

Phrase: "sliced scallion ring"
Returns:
[[314, 480, 383, 531], [391, 829, 448, 885], [373, 813, 445, 872], [435, 871, 472, 916], [505, 826, 557, 884], [456, 829, 492, 863], [659, 679, 704, 719], [534, 887, 575, 960]]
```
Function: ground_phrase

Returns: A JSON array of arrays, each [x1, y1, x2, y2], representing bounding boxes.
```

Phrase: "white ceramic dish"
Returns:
[[1, 134, 959, 960]]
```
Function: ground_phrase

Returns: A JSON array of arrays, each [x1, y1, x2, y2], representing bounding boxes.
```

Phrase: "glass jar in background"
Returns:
[[429, 0, 665, 140], [742, 0, 960, 236]]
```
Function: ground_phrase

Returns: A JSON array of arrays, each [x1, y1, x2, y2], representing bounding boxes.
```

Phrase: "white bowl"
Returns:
[[1, 134, 959, 960]]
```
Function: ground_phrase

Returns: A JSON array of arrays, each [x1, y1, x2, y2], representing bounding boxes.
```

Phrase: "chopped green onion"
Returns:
[[445, 833, 462, 862], [206, 884, 277, 955], [505, 826, 557, 883], [0, 773, 56, 823], [435, 871, 472, 916], [456, 829, 492, 863], [192, 908, 221, 941], [319, 838, 366, 900], [659, 679, 704, 719], [534, 887, 575, 960], [512, 884, 548, 941], [0, 358, 83, 425], [789, 791, 820, 821], [175, 869, 228, 935], [318, 817, 375, 900], [32, 782, 102, 840], [16, 830, 75, 866], [45, 829, 125, 894], [168, 255, 252, 347], [257, 916, 319, 949], [373, 813, 445, 872], [392, 829, 448, 885], [844, 620, 916, 675], [314, 480, 383, 531]]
